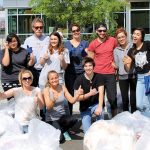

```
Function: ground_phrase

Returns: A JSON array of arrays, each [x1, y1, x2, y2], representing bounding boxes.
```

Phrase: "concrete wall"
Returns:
[[3, 0, 30, 8]]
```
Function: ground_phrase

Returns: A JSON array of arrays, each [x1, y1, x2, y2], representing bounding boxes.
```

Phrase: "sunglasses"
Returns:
[[97, 29, 107, 33], [22, 77, 32, 81], [34, 26, 43, 30], [72, 29, 80, 33]]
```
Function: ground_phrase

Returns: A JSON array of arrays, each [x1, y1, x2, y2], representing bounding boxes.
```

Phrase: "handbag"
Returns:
[[144, 75, 150, 96]]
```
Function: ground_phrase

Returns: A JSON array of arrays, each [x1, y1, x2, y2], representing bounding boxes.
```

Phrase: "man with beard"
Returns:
[[87, 22, 118, 117]]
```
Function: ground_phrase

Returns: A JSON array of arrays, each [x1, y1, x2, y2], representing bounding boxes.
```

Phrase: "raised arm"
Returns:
[[2, 42, 10, 66], [0, 88, 14, 100], [75, 88, 98, 101], [63, 85, 82, 104], [43, 87, 57, 110], [35, 90, 45, 109], [123, 56, 132, 72]]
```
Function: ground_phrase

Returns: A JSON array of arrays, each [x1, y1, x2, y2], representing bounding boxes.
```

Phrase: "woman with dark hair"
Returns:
[[0, 33, 35, 91], [123, 28, 150, 117], [114, 27, 136, 113], [39, 31, 70, 89], [64, 23, 89, 115]]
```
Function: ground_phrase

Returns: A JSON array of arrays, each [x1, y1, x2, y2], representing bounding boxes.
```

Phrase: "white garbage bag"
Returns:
[[83, 120, 135, 150]]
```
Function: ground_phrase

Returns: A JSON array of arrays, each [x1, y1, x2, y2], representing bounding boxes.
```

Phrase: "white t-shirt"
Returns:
[[23, 34, 49, 70], [39, 47, 70, 89], [13, 87, 41, 125]]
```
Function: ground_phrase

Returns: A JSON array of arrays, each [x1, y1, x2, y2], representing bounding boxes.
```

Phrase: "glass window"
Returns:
[[114, 12, 126, 28], [131, 10, 150, 34], [18, 15, 41, 34], [8, 9, 17, 15], [131, 2, 149, 9], [8, 16, 17, 33], [18, 9, 33, 14]]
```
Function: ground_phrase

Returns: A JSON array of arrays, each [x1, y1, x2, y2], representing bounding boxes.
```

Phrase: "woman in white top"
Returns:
[[39, 32, 70, 89], [0, 69, 44, 133]]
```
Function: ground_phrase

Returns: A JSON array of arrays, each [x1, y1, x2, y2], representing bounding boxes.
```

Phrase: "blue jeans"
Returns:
[[136, 74, 150, 117], [80, 104, 103, 133]]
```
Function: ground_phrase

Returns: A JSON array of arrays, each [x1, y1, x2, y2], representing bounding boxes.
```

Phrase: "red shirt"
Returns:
[[88, 37, 117, 74]]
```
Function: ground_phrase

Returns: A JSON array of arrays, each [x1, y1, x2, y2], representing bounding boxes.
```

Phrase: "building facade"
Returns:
[[3, 0, 150, 43]]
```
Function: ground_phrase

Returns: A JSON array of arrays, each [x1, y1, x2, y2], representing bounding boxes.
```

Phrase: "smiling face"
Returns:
[[21, 72, 33, 87], [84, 62, 94, 76], [132, 30, 143, 45], [116, 32, 127, 47], [32, 22, 43, 38], [50, 34, 60, 49], [96, 26, 107, 39], [8, 37, 18, 50], [71, 25, 81, 39], [48, 72, 59, 87]]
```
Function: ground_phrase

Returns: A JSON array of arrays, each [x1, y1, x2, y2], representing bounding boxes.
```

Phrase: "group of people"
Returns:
[[0, 17, 150, 143]]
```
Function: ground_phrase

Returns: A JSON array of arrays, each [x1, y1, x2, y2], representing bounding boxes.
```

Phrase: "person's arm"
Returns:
[[43, 87, 57, 110], [2, 42, 10, 66], [94, 85, 104, 116], [59, 50, 69, 70], [28, 52, 35, 66], [75, 88, 98, 101], [40, 49, 49, 66], [63, 85, 83, 104], [35, 90, 45, 109], [86, 48, 94, 59], [123, 55, 132, 72], [113, 48, 119, 69], [0, 88, 14, 100]]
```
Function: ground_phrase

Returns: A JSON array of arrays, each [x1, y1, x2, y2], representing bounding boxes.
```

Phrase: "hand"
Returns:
[[59, 52, 64, 61], [94, 106, 102, 116], [43, 50, 49, 60], [123, 56, 132, 65], [75, 85, 84, 96], [111, 61, 118, 69], [29, 52, 35, 61], [89, 88, 98, 96], [4, 41, 9, 50]]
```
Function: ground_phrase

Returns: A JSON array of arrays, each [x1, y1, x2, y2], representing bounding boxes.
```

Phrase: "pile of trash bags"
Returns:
[[0, 101, 62, 150], [84, 111, 150, 150]]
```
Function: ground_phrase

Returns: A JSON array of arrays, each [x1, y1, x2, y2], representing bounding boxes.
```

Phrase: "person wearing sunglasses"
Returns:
[[64, 23, 89, 115], [0, 33, 35, 92], [23, 18, 49, 87], [0, 69, 44, 133], [74, 57, 104, 133], [87, 22, 118, 117]]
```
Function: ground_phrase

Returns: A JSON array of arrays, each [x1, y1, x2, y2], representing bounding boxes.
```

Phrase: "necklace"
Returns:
[[84, 73, 94, 82]]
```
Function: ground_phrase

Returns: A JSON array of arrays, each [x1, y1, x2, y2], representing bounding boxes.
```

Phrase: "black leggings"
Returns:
[[47, 115, 78, 143]]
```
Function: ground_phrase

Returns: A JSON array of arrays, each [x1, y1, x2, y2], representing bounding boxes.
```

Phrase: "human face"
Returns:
[[32, 22, 43, 38], [116, 32, 127, 47], [48, 73, 59, 87], [21, 73, 32, 87], [50, 35, 59, 48], [84, 62, 94, 76], [96, 27, 107, 39], [132, 30, 142, 45], [72, 26, 80, 39], [8, 37, 18, 50]]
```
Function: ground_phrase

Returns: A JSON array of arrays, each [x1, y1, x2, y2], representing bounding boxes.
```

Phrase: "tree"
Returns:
[[29, 0, 127, 34]]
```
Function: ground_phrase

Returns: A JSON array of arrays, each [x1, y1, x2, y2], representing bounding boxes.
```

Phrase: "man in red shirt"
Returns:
[[87, 22, 118, 117]]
